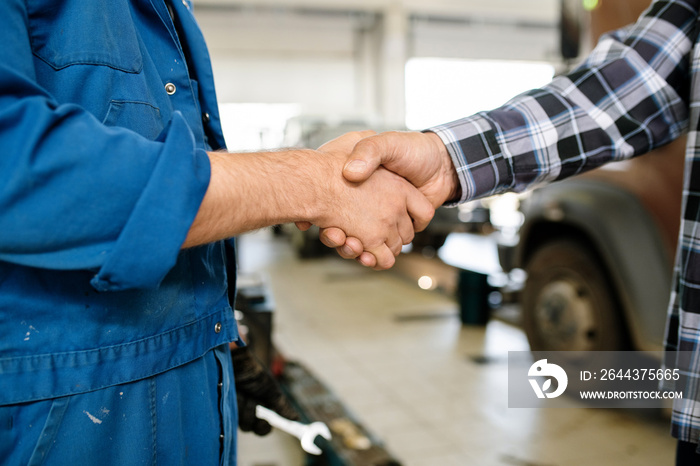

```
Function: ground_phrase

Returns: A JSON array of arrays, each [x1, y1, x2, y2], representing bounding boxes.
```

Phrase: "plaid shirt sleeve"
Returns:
[[429, 0, 696, 205]]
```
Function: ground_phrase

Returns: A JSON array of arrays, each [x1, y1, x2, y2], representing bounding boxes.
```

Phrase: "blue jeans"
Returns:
[[0, 344, 237, 465]]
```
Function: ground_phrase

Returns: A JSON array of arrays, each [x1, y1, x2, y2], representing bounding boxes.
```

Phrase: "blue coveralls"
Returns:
[[0, 0, 241, 463]]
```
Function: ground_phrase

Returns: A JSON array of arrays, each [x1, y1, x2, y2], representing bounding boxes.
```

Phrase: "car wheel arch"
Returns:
[[514, 180, 672, 351]]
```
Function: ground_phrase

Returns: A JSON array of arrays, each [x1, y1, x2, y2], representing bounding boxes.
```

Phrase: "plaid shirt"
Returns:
[[430, 0, 700, 443]]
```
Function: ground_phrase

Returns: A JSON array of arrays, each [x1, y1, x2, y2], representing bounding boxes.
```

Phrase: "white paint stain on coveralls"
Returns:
[[83, 411, 103, 425]]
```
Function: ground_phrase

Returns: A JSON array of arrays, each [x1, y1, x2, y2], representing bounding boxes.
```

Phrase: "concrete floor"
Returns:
[[236, 229, 676, 466]]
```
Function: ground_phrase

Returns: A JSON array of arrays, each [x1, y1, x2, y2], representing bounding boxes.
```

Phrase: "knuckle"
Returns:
[[356, 136, 381, 154]]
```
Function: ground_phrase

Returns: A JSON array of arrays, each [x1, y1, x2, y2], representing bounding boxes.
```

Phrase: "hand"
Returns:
[[231, 346, 299, 436], [320, 131, 460, 267], [306, 131, 435, 270], [344, 131, 459, 207], [185, 131, 431, 256]]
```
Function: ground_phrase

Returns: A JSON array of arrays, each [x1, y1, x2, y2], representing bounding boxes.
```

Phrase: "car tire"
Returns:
[[522, 239, 625, 351]]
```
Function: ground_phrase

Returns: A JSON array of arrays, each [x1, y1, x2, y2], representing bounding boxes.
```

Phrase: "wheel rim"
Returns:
[[534, 278, 597, 350]]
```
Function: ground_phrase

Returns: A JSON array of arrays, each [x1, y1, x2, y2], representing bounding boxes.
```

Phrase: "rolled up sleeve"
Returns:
[[88, 115, 211, 292], [0, 98, 211, 291]]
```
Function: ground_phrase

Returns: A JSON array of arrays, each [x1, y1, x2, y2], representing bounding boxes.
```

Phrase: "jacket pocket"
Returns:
[[26, 0, 142, 73], [103, 100, 163, 140]]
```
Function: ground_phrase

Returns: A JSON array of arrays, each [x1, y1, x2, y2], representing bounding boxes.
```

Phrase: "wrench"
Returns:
[[255, 405, 332, 455]]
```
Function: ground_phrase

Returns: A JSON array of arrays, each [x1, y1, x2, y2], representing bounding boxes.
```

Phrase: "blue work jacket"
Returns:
[[0, 0, 240, 411]]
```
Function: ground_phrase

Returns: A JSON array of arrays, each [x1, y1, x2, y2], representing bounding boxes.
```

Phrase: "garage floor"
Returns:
[[235, 229, 676, 466]]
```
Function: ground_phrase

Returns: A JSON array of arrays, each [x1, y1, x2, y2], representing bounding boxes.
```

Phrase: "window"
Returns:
[[405, 58, 555, 129]]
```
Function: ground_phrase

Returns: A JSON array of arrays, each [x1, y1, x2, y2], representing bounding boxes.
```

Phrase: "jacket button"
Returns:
[[202, 112, 210, 124], [214, 322, 222, 333], [165, 83, 176, 95]]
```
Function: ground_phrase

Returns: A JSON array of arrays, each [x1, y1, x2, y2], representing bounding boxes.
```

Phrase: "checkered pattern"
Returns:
[[430, 0, 700, 443]]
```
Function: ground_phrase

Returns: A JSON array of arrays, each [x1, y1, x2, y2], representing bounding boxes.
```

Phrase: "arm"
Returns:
[[435, 0, 693, 204], [327, 0, 696, 265], [185, 132, 434, 270], [1, 0, 430, 290], [0, 0, 210, 291]]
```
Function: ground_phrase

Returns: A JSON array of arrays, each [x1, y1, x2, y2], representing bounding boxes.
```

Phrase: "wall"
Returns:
[[193, 0, 561, 127]]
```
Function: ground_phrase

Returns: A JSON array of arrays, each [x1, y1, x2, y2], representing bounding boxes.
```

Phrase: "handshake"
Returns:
[[188, 130, 460, 263], [294, 130, 460, 270]]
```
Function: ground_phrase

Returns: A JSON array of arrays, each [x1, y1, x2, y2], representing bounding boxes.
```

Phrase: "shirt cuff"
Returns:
[[428, 113, 513, 205]]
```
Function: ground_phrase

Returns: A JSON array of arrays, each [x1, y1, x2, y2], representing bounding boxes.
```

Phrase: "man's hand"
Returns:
[[344, 131, 459, 207], [231, 346, 299, 436], [309, 132, 435, 270], [319, 131, 460, 267]]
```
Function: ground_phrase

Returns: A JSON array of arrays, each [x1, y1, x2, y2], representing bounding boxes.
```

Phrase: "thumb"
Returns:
[[342, 138, 385, 183]]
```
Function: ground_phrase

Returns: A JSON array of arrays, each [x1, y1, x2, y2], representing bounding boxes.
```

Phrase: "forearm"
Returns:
[[184, 149, 325, 248]]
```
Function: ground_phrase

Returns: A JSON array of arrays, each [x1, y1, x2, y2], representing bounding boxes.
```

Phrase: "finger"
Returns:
[[405, 187, 435, 233], [388, 238, 403, 257], [252, 418, 273, 436], [320, 228, 363, 259], [264, 397, 300, 423], [336, 237, 363, 259], [319, 227, 347, 248], [385, 224, 405, 256], [365, 244, 396, 270], [397, 212, 415, 247], [237, 396, 259, 433], [295, 221, 312, 231], [356, 251, 377, 268]]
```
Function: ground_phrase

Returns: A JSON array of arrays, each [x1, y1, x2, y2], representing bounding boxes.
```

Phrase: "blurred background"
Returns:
[[192, 0, 683, 464], [197, 0, 561, 150]]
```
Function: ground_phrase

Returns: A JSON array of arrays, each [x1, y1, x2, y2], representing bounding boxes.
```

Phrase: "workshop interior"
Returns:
[[189, 0, 686, 464]]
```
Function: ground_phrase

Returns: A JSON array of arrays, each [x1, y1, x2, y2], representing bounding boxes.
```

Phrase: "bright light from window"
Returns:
[[218, 103, 301, 152], [405, 58, 555, 130]]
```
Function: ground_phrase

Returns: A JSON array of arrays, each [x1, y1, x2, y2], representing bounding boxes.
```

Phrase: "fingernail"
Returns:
[[344, 160, 367, 173], [341, 245, 354, 256]]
